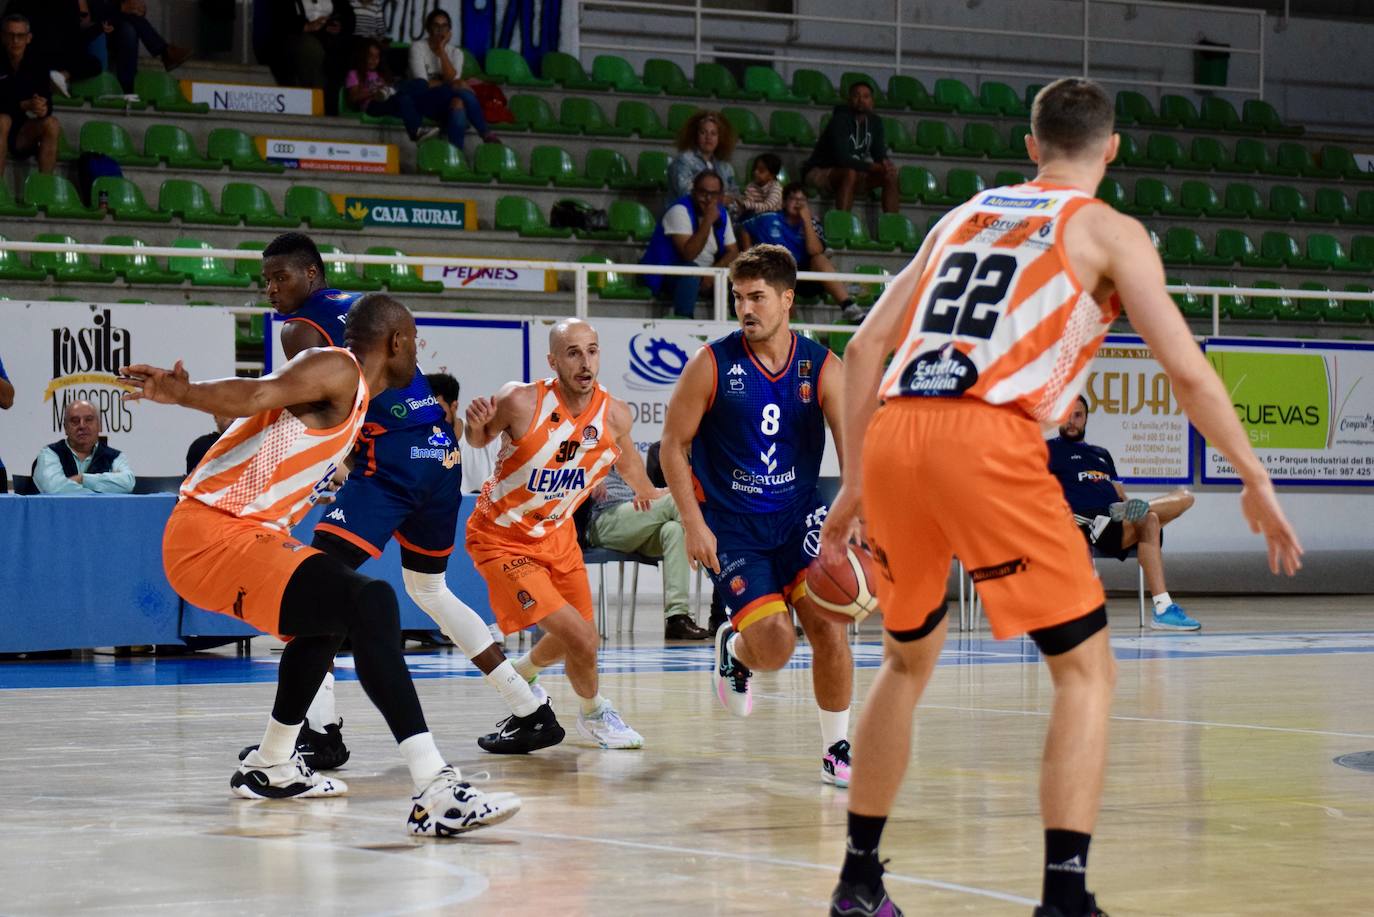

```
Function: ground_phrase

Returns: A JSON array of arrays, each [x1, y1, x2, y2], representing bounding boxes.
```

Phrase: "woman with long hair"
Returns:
[[667, 110, 739, 206]]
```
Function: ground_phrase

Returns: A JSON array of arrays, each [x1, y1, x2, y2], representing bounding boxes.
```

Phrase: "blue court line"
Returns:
[[4, 630, 1374, 691]]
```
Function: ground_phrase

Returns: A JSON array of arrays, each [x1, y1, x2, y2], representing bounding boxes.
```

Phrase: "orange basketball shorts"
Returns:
[[862, 398, 1105, 640], [465, 514, 593, 635], [162, 499, 321, 640]]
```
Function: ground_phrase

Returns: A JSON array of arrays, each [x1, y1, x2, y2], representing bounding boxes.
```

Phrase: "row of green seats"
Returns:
[[67, 120, 283, 172], [1171, 278, 1372, 322], [1159, 227, 1374, 272], [1098, 175, 1374, 224], [52, 71, 206, 114], [494, 195, 655, 242], [1113, 133, 1369, 179], [418, 140, 666, 192]]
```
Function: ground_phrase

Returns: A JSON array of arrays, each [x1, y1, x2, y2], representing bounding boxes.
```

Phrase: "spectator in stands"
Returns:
[[740, 181, 864, 323], [585, 465, 710, 641], [101, 0, 191, 94], [802, 76, 898, 214], [642, 170, 739, 319], [735, 152, 782, 219], [185, 414, 233, 475], [1047, 395, 1201, 631], [0, 349, 12, 492], [425, 371, 499, 492], [281, 0, 354, 116], [346, 38, 435, 142], [3, 0, 100, 95], [408, 8, 498, 150], [0, 13, 59, 177], [33, 399, 134, 494], [350, 0, 385, 41], [667, 110, 738, 205]]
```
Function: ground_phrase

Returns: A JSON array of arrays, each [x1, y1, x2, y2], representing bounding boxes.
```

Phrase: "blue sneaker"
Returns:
[[1151, 603, 1201, 631]]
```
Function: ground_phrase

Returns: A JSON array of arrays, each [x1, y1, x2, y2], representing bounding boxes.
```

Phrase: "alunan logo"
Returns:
[[46, 308, 134, 433]]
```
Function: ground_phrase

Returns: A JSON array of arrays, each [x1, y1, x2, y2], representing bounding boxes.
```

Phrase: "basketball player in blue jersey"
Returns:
[[661, 244, 857, 786], [249, 233, 563, 762]]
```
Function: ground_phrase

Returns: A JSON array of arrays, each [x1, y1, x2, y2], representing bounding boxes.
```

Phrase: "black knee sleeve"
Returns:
[[887, 604, 948, 642], [400, 548, 448, 575], [1029, 605, 1108, 656], [311, 529, 372, 571]]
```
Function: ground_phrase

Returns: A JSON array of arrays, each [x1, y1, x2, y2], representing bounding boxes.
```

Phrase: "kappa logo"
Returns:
[[727, 363, 746, 377], [325, 508, 347, 522]]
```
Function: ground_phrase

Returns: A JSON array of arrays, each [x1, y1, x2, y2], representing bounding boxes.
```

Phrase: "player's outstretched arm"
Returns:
[[121, 348, 358, 420], [661, 347, 720, 573], [1107, 213, 1303, 575], [608, 398, 657, 509]]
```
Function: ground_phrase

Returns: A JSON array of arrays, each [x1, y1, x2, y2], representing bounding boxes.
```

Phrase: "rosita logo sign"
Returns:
[[45, 308, 134, 433]]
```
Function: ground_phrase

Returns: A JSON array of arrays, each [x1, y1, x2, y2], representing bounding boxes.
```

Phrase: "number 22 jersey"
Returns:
[[879, 182, 1121, 424]]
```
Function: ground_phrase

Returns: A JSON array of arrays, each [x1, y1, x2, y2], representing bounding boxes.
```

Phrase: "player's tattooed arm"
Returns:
[[608, 397, 657, 510]]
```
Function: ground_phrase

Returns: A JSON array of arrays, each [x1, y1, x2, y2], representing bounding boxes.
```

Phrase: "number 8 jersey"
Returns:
[[880, 182, 1121, 423]]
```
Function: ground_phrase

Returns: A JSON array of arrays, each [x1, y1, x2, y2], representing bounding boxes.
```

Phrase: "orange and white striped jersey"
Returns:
[[181, 348, 370, 532], [879, 182, 1121, 424], [473, 378, 621, 541]]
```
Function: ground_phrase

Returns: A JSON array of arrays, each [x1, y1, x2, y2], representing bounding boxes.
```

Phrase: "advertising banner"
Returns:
[[1203, 339, 1374, 484], [1073, 335, 1192, 484], [256, 137, 399, 174], [330, 193, 476, 230], [0, 302, 235, 478], [184, 81, 322, 115], [421, 263, 555, 292]]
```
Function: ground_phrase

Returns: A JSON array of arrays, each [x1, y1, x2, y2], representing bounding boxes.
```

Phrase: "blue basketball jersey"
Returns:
[[691, 330, 830, 515], [280, 288, 445, 433]]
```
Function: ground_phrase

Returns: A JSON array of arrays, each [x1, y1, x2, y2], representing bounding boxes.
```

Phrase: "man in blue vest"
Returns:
[[642, 170, 739, 318], [33, 399, 135, 494]]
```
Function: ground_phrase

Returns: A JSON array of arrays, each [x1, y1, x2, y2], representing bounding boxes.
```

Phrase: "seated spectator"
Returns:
[[0, 14, 59, 177], [641, 170, 739, 319], [3, 0, 101, 95], [346, 38, 433, 143], [667, 109, 738, 205], [408, 8, 499, 150], [350, 0, 385, 41], [802, 76, 898, 214], [426, 372, 499, 492], [1047, 395, 1200, 631], [0, 348, 12, 492], [33, 399, 134, 494], [585, 465, 709, 641], [185, 414, 232, 474], [282, 0, 353, 116], [99, 0, 190, 94], [735, 152, 782, 219], [740, 182, 864, 323]]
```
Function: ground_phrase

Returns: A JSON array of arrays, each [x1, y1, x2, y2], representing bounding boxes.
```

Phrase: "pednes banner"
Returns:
[[1074, 335, 1192, 484], [1204, 338, 1374, 484], [0, 302, 235, 477]]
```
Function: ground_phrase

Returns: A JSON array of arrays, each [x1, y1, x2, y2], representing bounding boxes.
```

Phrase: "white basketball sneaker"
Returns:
[[407, 766, 521, 836], [576, 699, 644, 749], [231, 749, 347, 799], [713, 622, 754, 716]]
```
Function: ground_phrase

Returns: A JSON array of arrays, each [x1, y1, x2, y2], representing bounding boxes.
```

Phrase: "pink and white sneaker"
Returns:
[[822, 739, 851, 787]]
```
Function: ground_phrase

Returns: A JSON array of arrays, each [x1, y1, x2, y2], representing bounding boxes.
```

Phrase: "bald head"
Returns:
[[547, 318, 600, 398], [549, 317, 596, 352], [344, 292, 417, 390]]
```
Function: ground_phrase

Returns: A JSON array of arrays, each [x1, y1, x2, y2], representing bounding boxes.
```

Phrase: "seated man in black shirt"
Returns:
[[185, 414, 233, 474], [1046, 395, 1201, 631], [0, 14, 60, 177]]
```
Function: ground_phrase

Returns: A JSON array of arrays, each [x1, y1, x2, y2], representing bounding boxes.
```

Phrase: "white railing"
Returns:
[[580, 0, 1266, 99]]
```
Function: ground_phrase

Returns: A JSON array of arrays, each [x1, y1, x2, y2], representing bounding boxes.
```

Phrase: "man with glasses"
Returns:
[[0, 14, 60, 177], [641, 170, 740, 318]]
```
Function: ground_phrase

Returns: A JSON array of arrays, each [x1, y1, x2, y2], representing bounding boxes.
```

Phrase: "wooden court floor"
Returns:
[[3, 595, 1374, 916]]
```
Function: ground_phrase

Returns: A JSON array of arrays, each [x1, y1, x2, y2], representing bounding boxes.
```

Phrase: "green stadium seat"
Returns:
[[1175, 180, 1243, 218], [1198, 96, 1245, 132], [1291, 282, 1336, 321], [945, 168, 986, 203], [963, 122, 1018, 159], [143, 124, 219, 169], [630, 150, 670, 191], [644, 58, 709, 97], [1277, 141, 1339, 179], [91, 176, 172, 222], [1115, 91, 1169, 127], [933, 78, 994, 115], [531, 145, 600, 188], [559, 96, 633, 136], [24, 173, 100, 219], [1355, 192, 1374, 225], [1224, 182, 1277, 220], [593, 54, 656, 93], [231, 239, 266, 283], [993, 169, 1028, 186], [583, 148, 650, 191], [580, 252, 649, 300], [494, 195, 573, 238], [362, 246, 445, 293], [1260, 230, 1324, 269], [1189, 136, 1235, 172], [473, 142, 543, 185], [769, 110, 815, 147], [1235, 137, 1288, 174], [1351, 237, 1374, 270], [286, 185, 363, 231], [1163, 227, 1230, 267], [66, 72, 144, 110], [877, 213, 921, 252], [1123, 177, 1174, 216], [1166, 276, 1211, 319], [1254, 280, 1297, 320], [134, 71, 209, 113], [914, 119, 971, 156], [887, 75, 948, 112], [1194, 279, 1245, 319], [744, 66, 804, 103], [0, 234, 45, 280], [1242, 99, 1303, 136], [417, 139, 481, 181], [1096, 177, 1130, 210], [897, 166, 942, 204], [695, 62, 761, 100], [1158, 94, 1203, 129], [79, 121, 156, 166], [822, 209, 893, 251], [508, 94, 563, 133], [1318, 145, 1374, 181], [1314, 188, 1359, 225], [1305, 234, 1357, 271], [169, 238, 253, 287], [221, 181, 296, 228], [1007, 124, 1031, 159], [979, 81, 1028, 116], [486, 48, 554, 87], [791, 69, 841, 105], [1113, 132, 1160, 168], [1332, 285, 1373, 322], [1025, 83, 1044, 110], [100, 235, 185, 284], [0, 180, 36, 217], [615, 100, 673, 139], [881, 117, 921, 155], [1145, 133, 1189, 169], [721, 106, 768, 144], [609, 200, 656, 243], [667, 103, 699, 135], [317, 242, 383, 291], [1212, 229, 1278, 268], [540, 51, 610, 89], [207, 128, 285, 173], [159, 179, 237, 225], [1268, 185, 1327, 223], [32, 232, 118, 283]]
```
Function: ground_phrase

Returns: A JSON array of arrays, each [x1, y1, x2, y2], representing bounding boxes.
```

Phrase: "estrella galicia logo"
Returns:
[[625, 333, 690, 390], [427, 426, 452, 448], [899, 344, 979, 397]]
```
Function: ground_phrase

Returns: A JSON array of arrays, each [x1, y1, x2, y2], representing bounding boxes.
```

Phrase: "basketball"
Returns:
[[806, 545, 880, 625]]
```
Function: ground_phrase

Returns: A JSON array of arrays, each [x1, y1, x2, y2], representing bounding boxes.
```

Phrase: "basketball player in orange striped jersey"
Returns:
[[464, 317, 655, 749], [820, 78, 1303, 917], [121, 294, 522, 836]]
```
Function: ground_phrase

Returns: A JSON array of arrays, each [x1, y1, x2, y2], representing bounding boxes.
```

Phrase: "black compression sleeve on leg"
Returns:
[[1029, 605, 1108, 656], [400, 547, 448, 575], [272, 635, 344, 725], [311, 529, 373, 571], [887, 605, 948, 643]]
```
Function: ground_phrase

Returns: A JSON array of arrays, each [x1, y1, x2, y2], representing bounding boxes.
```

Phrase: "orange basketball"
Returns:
[[805, 545, 881, 625]]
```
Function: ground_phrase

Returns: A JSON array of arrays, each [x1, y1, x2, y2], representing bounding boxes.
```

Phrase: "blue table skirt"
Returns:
[[0, 494, 495, 652]]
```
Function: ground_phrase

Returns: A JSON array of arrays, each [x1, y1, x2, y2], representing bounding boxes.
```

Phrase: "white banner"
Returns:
[[1074, 335, 1192, 484], [0, 302, 235, 478], [185, 81, 320, 115], [257, 137, 399, 174], [422, 264, 552, 292]]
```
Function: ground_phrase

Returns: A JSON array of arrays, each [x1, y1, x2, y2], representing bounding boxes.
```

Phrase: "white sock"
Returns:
[[579, 693, 607, 716], [399, 732, 449, 792], [818, 707, 850, 753], [304, 672, 336, 731], [402, 569, 497, 659], [513, 654, 543, 683], [487, 660, 539, 717], [1153, 592, 1173, 614], [726, 632, 743, 663], [258, 716, 301, 765]]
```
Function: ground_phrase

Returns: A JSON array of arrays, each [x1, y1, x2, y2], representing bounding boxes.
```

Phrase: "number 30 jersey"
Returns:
[[879, 183, 1121, 424], [691, 330, 832, 516]]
